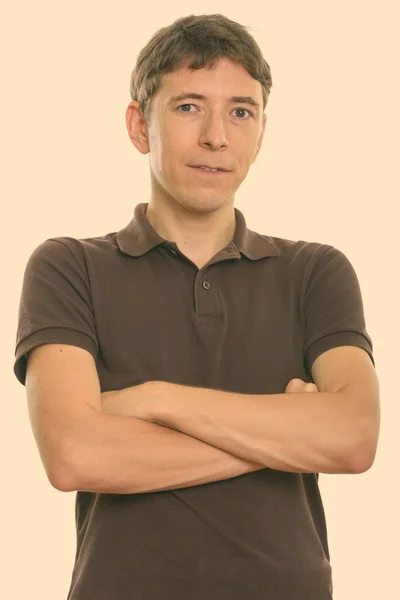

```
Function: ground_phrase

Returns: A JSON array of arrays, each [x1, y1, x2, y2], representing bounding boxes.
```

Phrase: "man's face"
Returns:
[[141, 57, 266, 213]]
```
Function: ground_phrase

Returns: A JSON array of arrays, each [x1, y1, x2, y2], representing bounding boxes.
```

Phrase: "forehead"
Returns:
[[156, 57, 262, 103]]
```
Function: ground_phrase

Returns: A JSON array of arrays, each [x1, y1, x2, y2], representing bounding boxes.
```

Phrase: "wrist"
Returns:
[[143, 381, 166, 422]]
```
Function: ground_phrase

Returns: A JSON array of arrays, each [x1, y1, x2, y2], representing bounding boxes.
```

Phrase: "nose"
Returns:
[[198, 113, 229, 150]]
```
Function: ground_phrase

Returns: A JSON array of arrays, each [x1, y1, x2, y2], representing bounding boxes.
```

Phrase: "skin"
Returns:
[[101, 379, 319, 418], [125, 57, 267, 266]]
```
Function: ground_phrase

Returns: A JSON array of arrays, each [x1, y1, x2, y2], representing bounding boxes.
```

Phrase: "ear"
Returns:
[[126, 101, 150, 155], [251, 113, 267, 164]]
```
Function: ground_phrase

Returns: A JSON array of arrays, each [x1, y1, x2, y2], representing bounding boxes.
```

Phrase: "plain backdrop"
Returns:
[[2, 1, 398, 599]]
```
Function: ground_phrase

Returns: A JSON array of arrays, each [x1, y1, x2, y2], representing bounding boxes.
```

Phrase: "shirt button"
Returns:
[[202, 281, 211, 290]]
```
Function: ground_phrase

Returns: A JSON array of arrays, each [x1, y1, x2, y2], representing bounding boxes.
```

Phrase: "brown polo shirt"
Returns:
[[14, 202, 375, 599]]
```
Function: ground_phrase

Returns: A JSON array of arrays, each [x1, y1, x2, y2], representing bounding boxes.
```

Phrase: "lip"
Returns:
[[189, 166, 230, 175]]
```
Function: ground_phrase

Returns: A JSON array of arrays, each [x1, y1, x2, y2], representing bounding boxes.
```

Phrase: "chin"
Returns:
[[183, 196, 230, 211]]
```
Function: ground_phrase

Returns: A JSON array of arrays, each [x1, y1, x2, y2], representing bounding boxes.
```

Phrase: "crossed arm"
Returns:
[[102, 346, 380, 475]]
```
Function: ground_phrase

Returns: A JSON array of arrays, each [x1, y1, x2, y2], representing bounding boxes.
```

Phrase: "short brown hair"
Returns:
[[129, 14, 273, 124]]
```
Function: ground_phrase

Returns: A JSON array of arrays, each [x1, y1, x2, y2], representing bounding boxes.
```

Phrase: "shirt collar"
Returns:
[[116, 202, 280, 261]]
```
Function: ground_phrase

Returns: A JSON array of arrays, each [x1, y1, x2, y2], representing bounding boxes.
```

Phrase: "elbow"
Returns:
[[346, 430, 379, 474], [47, 442, 81, 492], [47, 461, 77, 492], [347, 449, 375, 474], [353, 446, 378, 473], [50, 468, 76, 492]]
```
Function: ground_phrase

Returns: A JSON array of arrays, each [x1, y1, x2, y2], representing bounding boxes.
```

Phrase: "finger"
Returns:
[[285, 378, 307, 393], [304, 383, 319, 392]]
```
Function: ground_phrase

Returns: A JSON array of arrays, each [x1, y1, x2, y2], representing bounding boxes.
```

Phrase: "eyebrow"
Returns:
[[168, 92, 261, 110]]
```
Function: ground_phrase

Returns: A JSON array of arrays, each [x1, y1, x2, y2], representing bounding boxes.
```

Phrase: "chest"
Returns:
[[92, 259, 307, 394]]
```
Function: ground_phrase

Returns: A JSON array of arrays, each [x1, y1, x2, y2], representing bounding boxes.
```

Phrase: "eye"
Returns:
[[234, 107, 252, 119], [176, 104, 253, 119], [177, 103, 196, 112]]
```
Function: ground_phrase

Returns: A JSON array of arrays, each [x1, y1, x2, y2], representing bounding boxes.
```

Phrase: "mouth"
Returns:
[[189, 166, 230, 175]]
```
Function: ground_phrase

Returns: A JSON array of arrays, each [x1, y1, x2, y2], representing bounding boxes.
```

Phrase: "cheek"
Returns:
[[149, 144, 185, 188], [153, 127, 188, 166]]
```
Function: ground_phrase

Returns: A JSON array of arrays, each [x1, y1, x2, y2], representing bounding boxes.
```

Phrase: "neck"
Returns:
[[145, 199, 236, 264]]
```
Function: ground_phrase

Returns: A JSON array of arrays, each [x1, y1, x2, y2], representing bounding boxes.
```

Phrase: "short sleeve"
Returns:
[[302, 244, 375, 381], [14, 238, 99, 386]]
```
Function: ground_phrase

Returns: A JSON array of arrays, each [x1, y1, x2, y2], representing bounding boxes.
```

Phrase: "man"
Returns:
[[14, 14, 380, 600]]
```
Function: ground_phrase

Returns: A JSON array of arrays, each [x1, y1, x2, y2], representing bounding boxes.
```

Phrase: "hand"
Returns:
[[285, 378, 319, 394], [101, 380, 159, 419]]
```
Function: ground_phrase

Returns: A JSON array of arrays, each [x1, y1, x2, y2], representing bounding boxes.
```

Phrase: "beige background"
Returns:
[[2, 1, 398, 598]]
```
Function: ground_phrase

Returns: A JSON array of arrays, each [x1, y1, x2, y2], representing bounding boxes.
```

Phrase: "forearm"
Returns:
[[66, 411, 264, 495], [149, 384, 370, 474]]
